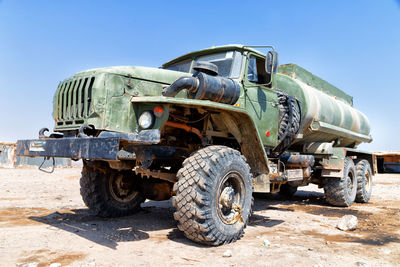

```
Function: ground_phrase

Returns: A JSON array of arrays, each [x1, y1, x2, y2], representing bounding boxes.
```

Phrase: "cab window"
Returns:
[[163, 50, 243, 78], [247, 55, 270, 85], [163, 59, 192, 73]]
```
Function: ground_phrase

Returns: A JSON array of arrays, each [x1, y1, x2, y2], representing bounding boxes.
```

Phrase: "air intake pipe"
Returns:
[[162, 61, 240, 105]]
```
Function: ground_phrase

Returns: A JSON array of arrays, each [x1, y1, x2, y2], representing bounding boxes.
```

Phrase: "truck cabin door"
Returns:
[[243, 54, 278, 148]]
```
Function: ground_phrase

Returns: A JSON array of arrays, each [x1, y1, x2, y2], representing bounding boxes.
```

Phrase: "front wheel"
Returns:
[[80, 161, 145, 217], [172, 146, 253, 245]]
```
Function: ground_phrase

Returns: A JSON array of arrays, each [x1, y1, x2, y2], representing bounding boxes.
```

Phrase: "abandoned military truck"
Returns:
[[17, 44, 374, 245]]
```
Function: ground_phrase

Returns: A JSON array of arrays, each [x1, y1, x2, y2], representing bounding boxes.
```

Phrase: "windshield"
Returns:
[[163, 50, 243, 78]]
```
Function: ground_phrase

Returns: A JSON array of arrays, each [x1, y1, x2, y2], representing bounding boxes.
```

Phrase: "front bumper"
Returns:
[[16, 130, 160, 160]]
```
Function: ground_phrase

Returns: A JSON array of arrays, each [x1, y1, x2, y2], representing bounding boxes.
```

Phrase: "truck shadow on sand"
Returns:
[[36, 188, 400, 248], [253, 190, 370, 219], [253, 189, 327, 208], [28, 198, 285, 249], [29, 201, 176, 249], [30, 190, 400, 248], [30, 190, 399, 248]]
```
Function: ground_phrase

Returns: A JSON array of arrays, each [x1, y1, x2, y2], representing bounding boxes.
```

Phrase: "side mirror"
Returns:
[[265, 51, 279, 74]]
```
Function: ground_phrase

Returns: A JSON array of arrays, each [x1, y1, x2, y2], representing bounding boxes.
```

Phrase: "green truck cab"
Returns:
[[17, 44, 374, 245]]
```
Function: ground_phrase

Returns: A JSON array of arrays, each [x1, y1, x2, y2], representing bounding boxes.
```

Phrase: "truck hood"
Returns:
[[76, 66, 189, 85]]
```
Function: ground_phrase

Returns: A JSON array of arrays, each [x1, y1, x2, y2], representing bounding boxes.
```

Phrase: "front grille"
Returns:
[[56, 76, 95, 122]]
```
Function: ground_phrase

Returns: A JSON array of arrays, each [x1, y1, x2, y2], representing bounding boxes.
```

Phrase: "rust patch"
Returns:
[[181, 257, 201, 263], [0, 207, 51, 226], [64, 175, 80, 180], [303, 230, 359, 243], [302, 230, 399, 246], [279, 204, 370, 219], [300, 204, 400, 246], [0, 197, 26, 201], [281, 199, 400, 248], [362, 200, 400, 210], [0, 207, 76, 227], [17, 249, 86, 267], [303, 229, 400, 264]]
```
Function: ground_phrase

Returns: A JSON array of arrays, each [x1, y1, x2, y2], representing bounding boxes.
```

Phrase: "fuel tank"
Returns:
[[276, 64, 372, 147]]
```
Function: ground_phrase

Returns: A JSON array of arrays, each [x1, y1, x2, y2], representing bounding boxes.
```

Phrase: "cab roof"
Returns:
[[162, 44, 267, 67]]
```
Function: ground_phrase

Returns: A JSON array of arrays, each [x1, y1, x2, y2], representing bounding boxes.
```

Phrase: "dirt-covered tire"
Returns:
[[278, 184, 298, 198], [324, 157, 357, 207], [354, 159, 373, 203], [271, 91, 301, 156], [80, 162, 145, 217], [172, 146, 253, 245]]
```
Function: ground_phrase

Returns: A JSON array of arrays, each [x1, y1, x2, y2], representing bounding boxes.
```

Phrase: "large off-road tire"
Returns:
[[278, 183, 298, 198], [271, 91, 301, 156], [172, 146, 253, 245], [354, 159, 373, 203], [80, 162, 145, 217], [324, 157, 357, 207]]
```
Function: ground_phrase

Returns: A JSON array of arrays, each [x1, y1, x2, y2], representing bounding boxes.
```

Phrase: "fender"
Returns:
[[131, 96, 269, 175]]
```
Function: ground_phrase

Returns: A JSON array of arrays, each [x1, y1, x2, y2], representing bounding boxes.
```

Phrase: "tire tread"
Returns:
[[324, 157, 356, 207], [80, 162, 144, 217], [354, 159, 372, 203], [172, 145, 253, 245]]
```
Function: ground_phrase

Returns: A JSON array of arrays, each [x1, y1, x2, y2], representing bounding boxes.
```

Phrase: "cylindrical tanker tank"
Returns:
[[276, 64, 372, 148]]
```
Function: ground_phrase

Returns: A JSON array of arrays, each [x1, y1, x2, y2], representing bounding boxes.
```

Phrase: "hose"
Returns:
[[162, 77, 199, 97]]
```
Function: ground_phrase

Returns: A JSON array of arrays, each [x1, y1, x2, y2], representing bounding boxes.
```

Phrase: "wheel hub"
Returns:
[[346, 172, 355, 198], [216, 171, 245, 225], [365, 171, 371, 193], [109, 173, 138, 203], [220, 186, 234, 209]]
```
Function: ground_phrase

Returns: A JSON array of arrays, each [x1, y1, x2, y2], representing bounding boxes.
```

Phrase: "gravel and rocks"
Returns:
[[0, 168, 399, 266], [337, 215, 358, 231]]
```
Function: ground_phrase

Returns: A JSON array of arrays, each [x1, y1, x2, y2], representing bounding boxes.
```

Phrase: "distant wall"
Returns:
[[0, 143, 16, 168], [0, 142, 71, 168], [374, 152, 400, 173]]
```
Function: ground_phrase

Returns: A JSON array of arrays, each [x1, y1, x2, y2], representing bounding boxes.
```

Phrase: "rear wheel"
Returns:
[[354, 159, 373, 203], [80, 161, 145, 217], [324, 157, 357, 207], [172, 146, 253, 245]]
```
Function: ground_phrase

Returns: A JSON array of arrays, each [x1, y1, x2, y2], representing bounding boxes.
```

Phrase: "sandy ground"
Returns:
[[0, 167, 399, 267]]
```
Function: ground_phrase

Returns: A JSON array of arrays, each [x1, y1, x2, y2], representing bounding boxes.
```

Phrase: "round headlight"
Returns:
[[138, 111, 154, 129]]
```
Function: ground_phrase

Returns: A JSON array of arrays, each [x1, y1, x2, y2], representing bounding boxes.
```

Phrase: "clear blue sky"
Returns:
[[0, 0, 399, 151]]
